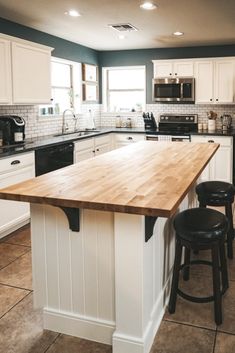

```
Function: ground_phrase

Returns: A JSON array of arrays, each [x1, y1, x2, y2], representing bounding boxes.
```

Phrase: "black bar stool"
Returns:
[[196, 181, 235, 259], [168, 207, 229, 325]]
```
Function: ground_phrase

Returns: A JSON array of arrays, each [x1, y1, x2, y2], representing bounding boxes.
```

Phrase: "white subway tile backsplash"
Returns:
[[0, 103, 234, 138]]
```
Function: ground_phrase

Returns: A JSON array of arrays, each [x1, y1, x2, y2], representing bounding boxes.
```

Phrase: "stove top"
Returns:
[[153, 114, 198, 135]]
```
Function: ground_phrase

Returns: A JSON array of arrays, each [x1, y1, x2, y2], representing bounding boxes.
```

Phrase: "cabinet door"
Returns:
[[195, 61, 214, 104], [153, 61, 173, 77], [11, 42, 51, 104], [210, 145, 232, 182], [74, 139, 94, 163], [214, 60, 234, 104], [0, 38, 11, 104], [173, 61, 194, 77], [0, 165, 34, 237]]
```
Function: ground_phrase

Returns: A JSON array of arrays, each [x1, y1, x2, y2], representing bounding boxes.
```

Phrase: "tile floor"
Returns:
[[1, 224, 235, 352]]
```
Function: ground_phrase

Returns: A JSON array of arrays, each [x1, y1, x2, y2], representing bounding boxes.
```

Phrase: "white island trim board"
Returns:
[[0, 141, 219, 353]]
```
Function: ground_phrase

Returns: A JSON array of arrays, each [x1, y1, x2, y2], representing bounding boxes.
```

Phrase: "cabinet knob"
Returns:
[[216, 98, 219, 101], [92, 150, 95, 153], [175, 73, 177, 75], [210, 99, 213, 101], [127, 137, 133, 140], [11, 160, 21, 165], [208, 140, 215, 143], [169, 73, 172, 76], [96, 148, 99, 151]]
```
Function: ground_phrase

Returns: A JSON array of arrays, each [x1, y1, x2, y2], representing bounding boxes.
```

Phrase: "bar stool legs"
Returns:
[[225, 202, 234, 259], [168, 239, 183, 314], [169, 238, 229, 325]]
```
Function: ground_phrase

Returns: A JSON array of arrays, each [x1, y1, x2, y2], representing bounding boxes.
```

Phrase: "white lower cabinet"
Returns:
[[0, 152, 35, 238], [191, 135, 233, 183], [114, 133, 145, 148], [74, 134, 112, 162]]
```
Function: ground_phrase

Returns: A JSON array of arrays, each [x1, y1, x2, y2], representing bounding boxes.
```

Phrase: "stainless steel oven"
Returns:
[[145, 114, 198, 142], [146, 134, 190, 142]]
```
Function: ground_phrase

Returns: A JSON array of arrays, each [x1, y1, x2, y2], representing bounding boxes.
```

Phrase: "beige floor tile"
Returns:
[[3, 224, 31, 247], [0, 283, 29, 318], [0, 293, 58, 353], [0, 242, 29, 270], [150, 321, 215, 353], [164, 274, 216, 330], [0, 251, 32, 290], [214, 332, 235, 353], [47, 334, 112, 353], [217, 281, 235, 334]]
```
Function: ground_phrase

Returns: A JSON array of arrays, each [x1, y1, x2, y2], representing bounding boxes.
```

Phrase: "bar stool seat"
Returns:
[[196, 181, 235, 258], [168, 207, 229, 326]]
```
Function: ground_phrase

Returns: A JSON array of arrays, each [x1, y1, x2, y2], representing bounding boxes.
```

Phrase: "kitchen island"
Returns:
[[0, 141, 219, 353]]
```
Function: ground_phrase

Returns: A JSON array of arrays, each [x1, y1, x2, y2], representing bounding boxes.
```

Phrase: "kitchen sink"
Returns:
[[54, 129, 100, 137]]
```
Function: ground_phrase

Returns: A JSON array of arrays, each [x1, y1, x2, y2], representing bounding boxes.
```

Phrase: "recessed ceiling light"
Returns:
[[65, 10, 81, 17], [173, 31, 184, 36], [118, 34, 126, 40], [140, 2, 157, 10]]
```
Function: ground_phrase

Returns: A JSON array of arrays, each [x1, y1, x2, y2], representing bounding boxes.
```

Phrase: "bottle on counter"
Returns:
[[116, 115, 121, 128], [126, 118, 132, 128]]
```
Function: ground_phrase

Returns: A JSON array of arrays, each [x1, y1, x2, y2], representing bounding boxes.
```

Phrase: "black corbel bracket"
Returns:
[[145, 216, 158, 242], [59, 207, 80, 232]]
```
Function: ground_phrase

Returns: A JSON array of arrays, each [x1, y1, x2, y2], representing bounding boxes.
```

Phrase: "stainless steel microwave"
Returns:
[[152, 77, 195, 103]]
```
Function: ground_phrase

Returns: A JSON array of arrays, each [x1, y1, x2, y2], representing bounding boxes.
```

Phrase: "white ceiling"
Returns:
[[0, 0, 234, 51]]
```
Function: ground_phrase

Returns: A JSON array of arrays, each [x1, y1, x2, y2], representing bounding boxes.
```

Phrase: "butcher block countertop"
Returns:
[[0, 141, 219, 218]]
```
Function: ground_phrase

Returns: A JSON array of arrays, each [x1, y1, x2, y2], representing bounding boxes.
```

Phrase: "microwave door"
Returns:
[[155, 83, 181, 101]]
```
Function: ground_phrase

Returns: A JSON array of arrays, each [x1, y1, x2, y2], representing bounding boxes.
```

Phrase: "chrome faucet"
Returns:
[[62, 109, 77, 134]]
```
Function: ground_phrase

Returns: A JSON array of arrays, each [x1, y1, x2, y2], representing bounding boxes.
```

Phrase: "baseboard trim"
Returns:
[[43, 308, 115, 345], [0, 216, 30, 239], [112, 275, 171, 353]]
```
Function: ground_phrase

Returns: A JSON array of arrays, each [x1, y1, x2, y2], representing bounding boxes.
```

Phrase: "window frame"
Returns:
[[39, 56, 82, 116], [102, 65, 146, 113]]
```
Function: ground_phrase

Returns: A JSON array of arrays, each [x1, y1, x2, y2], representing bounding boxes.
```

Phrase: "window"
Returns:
[[103, 66, 146, 112], [39, 57, 81, 116]]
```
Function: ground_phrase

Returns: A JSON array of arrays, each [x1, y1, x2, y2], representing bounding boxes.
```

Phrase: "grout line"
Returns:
[[163, 318, 217, 333], [43, 333, 61, 353], [0, 282, 33, 291], [212, 327, 217, 353], [0, 290, 31, 320], [0, 248, 31, 272]]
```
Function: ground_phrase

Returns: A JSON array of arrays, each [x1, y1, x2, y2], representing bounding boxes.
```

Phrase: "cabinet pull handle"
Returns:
[[208, 140, 215, 143], [127, 137, 133, 140], [11, 160, 21, 165]]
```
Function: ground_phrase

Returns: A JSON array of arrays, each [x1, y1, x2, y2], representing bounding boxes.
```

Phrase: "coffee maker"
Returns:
[[0, 116, 25, 145]]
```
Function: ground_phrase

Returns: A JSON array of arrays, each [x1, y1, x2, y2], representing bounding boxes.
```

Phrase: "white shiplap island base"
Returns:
[[0, 141, 219, 353]]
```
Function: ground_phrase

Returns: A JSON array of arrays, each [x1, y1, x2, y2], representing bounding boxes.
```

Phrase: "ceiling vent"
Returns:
[[108, 23, 138, 32]]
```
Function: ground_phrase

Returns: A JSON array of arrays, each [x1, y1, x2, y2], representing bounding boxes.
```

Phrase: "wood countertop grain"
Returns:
[[0, 141, 219, 217]]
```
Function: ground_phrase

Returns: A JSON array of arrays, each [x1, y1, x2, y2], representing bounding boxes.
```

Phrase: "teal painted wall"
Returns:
[[1, 16, 235, 104], [98, 45, 235, 103], [0, 17, 98, 65]]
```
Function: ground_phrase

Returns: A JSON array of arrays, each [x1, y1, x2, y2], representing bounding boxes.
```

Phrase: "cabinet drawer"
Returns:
[[115, 133, 145, 143], [0, 152, 35, 174], [74, 138, 94, 152], [94, 134, 111, 146], [191, 135, 233, 147]]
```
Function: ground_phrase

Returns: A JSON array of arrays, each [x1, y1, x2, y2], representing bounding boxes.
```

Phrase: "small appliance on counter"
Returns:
[[220, 114, 232, 131], [143, 112, 157, 130], [0, 116, 25, 145]]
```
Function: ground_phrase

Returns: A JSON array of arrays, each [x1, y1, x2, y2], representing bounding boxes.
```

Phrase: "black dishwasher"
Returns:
[[35, 143, 74, 176]]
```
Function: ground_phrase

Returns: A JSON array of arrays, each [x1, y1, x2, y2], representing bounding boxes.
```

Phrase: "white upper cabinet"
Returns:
[[195, 58, 235, 104], [0, 33, 53, 105], [11, 42, 52, 104], [194, 61, 214, 103], [0, 38, 11, 104], [153, 60, 194, 78]]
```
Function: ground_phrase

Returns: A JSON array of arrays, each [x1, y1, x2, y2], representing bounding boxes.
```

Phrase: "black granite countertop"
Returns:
[[0, 126, 234, 159]]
